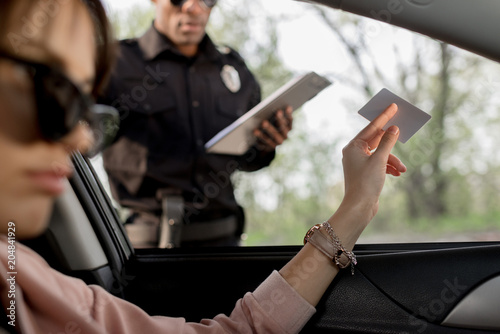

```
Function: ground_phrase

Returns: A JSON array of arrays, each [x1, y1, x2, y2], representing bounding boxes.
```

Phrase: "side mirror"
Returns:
[[86, 104, 120, 158]]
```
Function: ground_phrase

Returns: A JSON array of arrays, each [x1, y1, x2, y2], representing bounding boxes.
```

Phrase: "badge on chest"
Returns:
[[220, 65, 241, 93]]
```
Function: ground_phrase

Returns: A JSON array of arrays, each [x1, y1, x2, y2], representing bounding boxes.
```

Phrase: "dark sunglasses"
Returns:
[[0, 51, 119, 157], [171, 0, 217, 9]]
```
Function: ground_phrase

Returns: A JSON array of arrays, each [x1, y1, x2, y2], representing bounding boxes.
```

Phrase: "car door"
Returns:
[[47, 152, 497, 334]]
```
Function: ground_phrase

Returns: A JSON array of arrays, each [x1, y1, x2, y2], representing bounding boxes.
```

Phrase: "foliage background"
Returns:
[[105, 0, 500, 246]]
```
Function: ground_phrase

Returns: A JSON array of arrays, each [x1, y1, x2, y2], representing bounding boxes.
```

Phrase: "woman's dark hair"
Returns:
[[81, 0, 117, 97], [0, 0, 116, 97]]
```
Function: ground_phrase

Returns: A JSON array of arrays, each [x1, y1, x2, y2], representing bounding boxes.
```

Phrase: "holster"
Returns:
[[157, 189, 184, 249]]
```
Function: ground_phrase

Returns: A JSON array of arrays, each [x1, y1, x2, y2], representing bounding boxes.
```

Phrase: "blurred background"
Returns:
[[95, 0, 500, 245]]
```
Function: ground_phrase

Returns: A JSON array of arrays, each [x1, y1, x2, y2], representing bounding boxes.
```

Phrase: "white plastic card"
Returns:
[[358, 88, 431, 143]]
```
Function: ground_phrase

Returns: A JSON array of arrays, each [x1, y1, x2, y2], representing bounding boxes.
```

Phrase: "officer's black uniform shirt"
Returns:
[[100, 25, 275, 224]]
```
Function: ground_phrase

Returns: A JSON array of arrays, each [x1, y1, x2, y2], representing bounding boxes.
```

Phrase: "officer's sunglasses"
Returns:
[[170, 0, 218, 9], [0, 50, 118, 157]]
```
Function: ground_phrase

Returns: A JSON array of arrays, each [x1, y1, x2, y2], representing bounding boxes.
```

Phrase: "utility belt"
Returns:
[[124, 190, 239, 248]]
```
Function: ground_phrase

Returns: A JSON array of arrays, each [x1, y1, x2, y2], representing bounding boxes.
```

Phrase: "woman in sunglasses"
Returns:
[[0, 0, 406, 333]]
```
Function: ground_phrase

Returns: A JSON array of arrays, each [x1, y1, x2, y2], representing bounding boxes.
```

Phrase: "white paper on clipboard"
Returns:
[[205, 71, 332, 155]]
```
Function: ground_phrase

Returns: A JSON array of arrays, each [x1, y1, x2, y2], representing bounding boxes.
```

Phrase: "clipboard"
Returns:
[[205, 71, 332, 155]]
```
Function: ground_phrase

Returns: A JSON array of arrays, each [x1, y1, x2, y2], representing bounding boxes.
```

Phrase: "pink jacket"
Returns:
[[0, 236, 315, 333]]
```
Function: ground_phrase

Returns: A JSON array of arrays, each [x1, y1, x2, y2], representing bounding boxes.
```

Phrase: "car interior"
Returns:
[[22, 0, 500, 333]]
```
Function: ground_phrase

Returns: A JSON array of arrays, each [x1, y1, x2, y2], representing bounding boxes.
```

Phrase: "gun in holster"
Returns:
[[157, 189, 184, 249]]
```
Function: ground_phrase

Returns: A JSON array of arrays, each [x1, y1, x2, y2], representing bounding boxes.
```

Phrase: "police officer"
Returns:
[[100, 0, 293, 247]]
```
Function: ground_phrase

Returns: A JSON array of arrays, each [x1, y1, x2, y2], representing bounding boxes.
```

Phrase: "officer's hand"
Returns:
[[253, 106, 293, 152]]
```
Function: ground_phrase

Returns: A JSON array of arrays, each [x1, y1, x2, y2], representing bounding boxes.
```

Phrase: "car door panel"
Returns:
[[64, 154, 500, 332], [121, 247, 292, 321], [357, 245, 500, 325], [443, 276, 500, 330], [118, 244, 499, 333]]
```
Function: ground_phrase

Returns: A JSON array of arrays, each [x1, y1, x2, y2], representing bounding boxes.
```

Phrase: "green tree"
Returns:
[[109, 4, 154, 39], [312, 5, 498, 224], [106, 1, 500, 244], [208, 2, 332, 244], [208, 2, 293, 97]]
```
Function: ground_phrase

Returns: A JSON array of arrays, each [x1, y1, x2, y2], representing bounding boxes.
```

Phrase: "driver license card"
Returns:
[[358, 88, 431, 143]]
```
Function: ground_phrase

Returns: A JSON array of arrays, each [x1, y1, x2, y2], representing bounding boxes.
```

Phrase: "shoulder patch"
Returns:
[[216, 44, 247, 65], [216, 44, 231, 55]]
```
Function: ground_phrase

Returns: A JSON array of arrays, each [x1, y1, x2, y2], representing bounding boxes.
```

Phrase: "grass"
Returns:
[[243, 209, 500, 246]]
